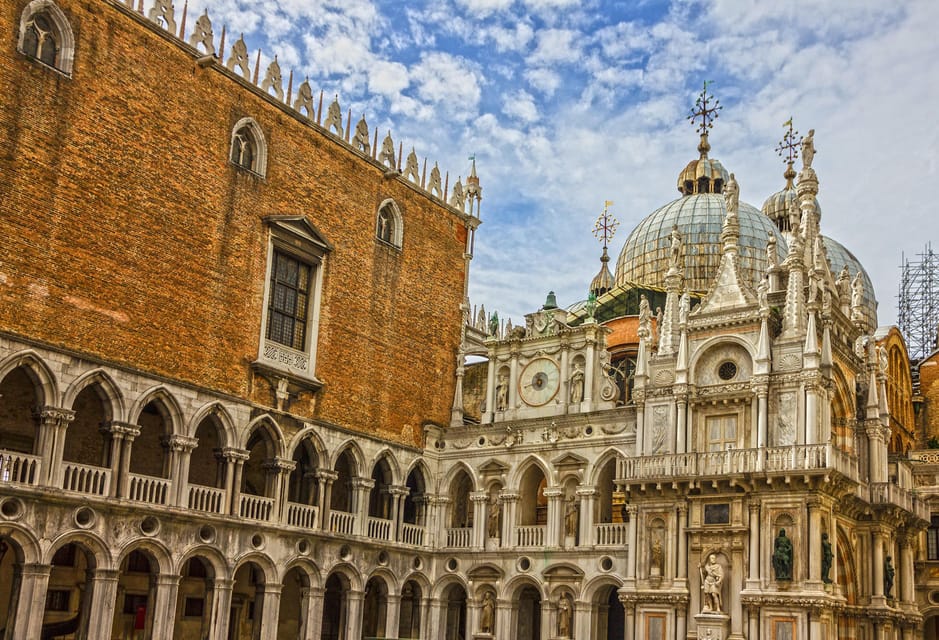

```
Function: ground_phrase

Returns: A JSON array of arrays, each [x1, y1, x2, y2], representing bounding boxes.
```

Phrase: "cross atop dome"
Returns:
[[775, 118, 802, 188], [687, 80, 722, 158], [590, 200, 617, 297]]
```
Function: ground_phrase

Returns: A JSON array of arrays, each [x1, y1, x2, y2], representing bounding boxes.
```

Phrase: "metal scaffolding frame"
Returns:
[[899, 243, 938, 361]]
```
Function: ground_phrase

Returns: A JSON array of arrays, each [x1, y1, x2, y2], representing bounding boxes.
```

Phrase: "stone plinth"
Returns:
[[695, 611, 730, 640]]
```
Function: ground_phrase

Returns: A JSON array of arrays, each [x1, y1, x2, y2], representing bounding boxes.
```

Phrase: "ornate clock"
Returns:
[[518, 358, 561, 406]]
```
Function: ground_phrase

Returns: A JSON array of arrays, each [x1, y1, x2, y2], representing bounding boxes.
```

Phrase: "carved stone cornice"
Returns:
[[33, 405, 75, 424], [619, 592, 689, 606]]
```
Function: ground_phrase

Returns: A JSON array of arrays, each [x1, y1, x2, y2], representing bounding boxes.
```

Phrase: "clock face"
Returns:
[[518, 358, 561, 406]]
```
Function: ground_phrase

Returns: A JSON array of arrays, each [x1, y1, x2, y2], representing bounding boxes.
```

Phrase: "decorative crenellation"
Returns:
[[121, 0, 478, 217]]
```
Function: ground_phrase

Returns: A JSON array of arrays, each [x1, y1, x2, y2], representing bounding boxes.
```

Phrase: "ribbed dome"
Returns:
[[823, 236, 878, 324], [615, 193, 788, 293], [677, 156, 730, 196]]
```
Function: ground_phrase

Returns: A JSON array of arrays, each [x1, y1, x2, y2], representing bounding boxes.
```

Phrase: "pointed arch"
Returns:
[[242, 414, 286, 458], [376, 198, 404, 248], [369, 448, 402, 486], [508, 454, 554, 489], [63, 368, 125, 422], [330, 439, 366, 473], [0, 349, 58, 407], [588, 448, 624, 487], [286, 424, 327, 461], [130, 385, 184, 437], [230, 116, 267, 176], [17, 0, 76, 75], [185, 402, 236, 447], [443, 460, 478, 492]]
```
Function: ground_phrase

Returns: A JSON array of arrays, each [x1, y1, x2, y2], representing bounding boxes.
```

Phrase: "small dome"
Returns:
[[762, 182, 821, 234], [590, 247, 614, 297], [676, 136, 729, 195], [615, 193, 788, 293]]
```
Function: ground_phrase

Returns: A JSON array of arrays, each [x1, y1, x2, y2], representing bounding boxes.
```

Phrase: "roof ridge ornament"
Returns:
[[590, 201, 617, 298], [687, 80, 721, 159]]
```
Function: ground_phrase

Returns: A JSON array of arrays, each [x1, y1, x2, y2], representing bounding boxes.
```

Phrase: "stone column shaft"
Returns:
[[86, 569, 121, 640], [11, 563, 50, 640], [626, 506, 638, 583]]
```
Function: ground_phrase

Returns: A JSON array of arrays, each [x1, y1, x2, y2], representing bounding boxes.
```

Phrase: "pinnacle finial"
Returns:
[[775, 117, 802, 188], [687, 80, 721, 158]]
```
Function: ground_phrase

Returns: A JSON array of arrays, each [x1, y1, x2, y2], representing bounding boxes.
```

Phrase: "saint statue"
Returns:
[[668, 225, 682, 271], [821, 533, 833, 584], [757, 274, 769, 314], [488, 311, 500, 338], [557, 596, 572, 639], [487, 499, 500, 538], [851, 272, 864, 322], [766, 234, 778, 271], [772, 528, 793, 581], [585, 292, 597, 320], [564, 495, 579, 537], [650, 536, 664, 575], [638, 294, 652, 339], [679, 292, 690, 326], [495, 374, 508, 412], [787, 196, 801, 234], [480, 591, 495, 634], [723, 173, 739, 217], [569, 364, 584, 404], [801, 128, 816, 170], [884, 556, 895, 597], [701, 554, 723, 613]]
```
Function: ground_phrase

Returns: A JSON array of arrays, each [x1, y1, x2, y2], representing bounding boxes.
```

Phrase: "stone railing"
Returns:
[[618, 444, 857, 483], [367, 516, 394, 541], [400, 523, 424, 546], [595, 522, 629, 546], [515, 525, 546, 548], [62, 462, 111, 496], [329, 510, 356, 536], [128, 473, 171, 505], [188, 484, 226, 514], [240, 494, 275, 521], [0, 450, 41, 486], [870, 483, 929, 520], [446, 527, 472, 548], [286, 502, 319, 529]]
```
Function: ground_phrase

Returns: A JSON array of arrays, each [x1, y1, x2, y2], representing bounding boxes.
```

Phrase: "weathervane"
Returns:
[[593, 200, 619, 250], [774, 118, 801, 185]]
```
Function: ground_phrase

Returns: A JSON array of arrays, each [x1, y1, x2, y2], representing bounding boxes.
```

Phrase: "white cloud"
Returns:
[[411, 52, 483, 119], [524, 67, 562, 95], [527, 28, 582, 65], [502, 90, 540, 123]]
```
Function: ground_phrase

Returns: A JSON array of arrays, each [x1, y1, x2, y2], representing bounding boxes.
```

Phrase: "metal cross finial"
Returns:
[[593, 200, 619, 250], [687, 80, 722, 135], [775, 117, 802, 165]]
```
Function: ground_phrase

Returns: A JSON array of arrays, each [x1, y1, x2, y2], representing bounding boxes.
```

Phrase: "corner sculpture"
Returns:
[[773, 528, 793, 581]]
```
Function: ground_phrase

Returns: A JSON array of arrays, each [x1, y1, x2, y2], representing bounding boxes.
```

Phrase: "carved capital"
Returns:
[[33, 405, 75, 425], [162, 434, 198, 452], [264, 457, 297, 473], [469, 491, 490, 503], [219, 447, 250, 462]]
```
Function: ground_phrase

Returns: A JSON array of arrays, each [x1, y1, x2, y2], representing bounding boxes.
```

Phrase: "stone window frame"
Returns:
[[375, 199, 404, 249], [229, 117, 268, 177], [17, 0, 76, 76], [254, 216, 332, 387]]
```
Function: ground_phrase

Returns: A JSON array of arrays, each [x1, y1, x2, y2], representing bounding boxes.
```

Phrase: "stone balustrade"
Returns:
[[0, 449, 41, 486]]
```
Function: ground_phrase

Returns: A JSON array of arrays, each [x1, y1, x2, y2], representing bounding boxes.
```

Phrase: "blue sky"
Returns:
[[187, 0, 939, 326]]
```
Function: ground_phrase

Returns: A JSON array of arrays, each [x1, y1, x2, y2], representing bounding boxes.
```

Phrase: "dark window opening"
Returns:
[[266, 250, 312, 350], [23, 14, 58, 67], [928, 515, 939, 560], [45, 589, 70, 612], [231, 128, 255, 170]]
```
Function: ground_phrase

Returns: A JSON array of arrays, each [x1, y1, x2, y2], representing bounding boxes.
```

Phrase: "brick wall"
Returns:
[[0, 0, 468, 446]]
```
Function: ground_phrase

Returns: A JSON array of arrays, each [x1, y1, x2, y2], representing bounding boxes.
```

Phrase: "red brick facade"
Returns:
[[0, 0, 470, 446]]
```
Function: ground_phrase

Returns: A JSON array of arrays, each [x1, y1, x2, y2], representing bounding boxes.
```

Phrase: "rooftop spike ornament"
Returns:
[[589, 201, 618, 298], [687, 80, 722, 158], [775, 118, 802, 188]]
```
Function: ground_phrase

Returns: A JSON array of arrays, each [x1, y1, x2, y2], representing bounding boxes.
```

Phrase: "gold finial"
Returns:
[[687, 80, 721, 158], [774, 117, 802, 187], [593, 200, 619, 252]]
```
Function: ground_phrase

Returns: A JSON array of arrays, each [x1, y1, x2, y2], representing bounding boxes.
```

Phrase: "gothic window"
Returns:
[[18, 0, 75, 75], [229, 117, 267, 176], [376, 199, 403, 248], [256, 216, 331, 383]]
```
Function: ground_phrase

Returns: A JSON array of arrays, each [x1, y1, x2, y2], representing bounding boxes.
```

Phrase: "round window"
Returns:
[[718, 361, 737, 381]]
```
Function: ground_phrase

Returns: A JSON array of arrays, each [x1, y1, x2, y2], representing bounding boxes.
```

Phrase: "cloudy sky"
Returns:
[[186, 0, 938, 327]]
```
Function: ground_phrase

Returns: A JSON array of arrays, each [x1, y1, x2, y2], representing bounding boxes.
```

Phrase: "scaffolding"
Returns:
[[898, 243, 939, 361]]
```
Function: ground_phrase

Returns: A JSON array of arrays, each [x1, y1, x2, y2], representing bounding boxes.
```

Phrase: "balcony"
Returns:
[[400, 522, 425, 546], [617, 443, 857, 484], [0, 450, 41, 486], [127, 473, 171, 505], [240, 494, 275, 521], [62, 462, 111, 496], [329, 510, 356, 535], [595, 522, 629, 547], [870, 483, 930, 521], [515, 525, 546, 547], [286, 502, 319, 529], [188, 484, 226, 514], [446, 527, 472, 548], [367, 516, 394, 541]]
